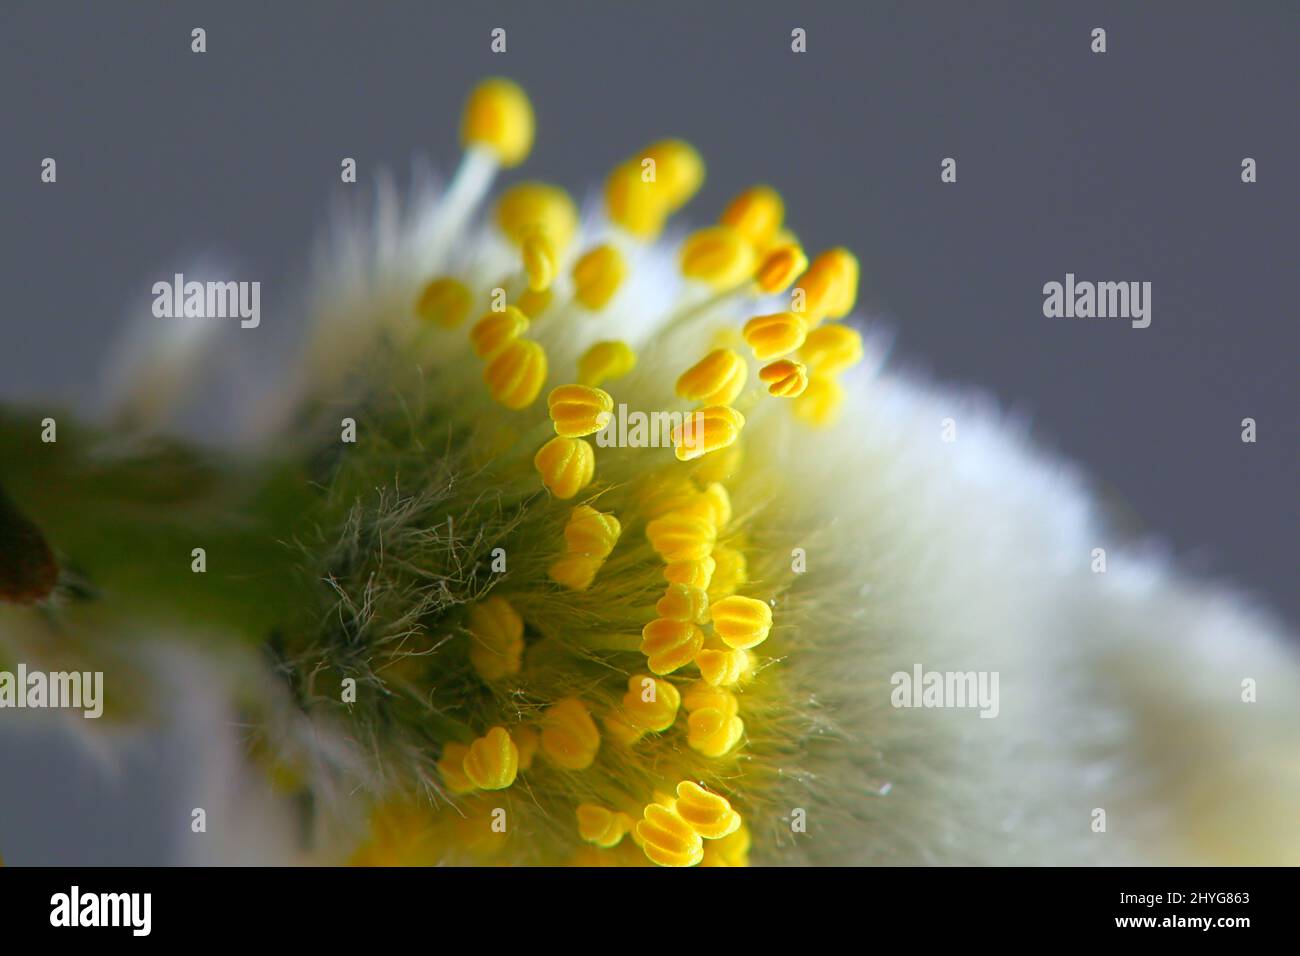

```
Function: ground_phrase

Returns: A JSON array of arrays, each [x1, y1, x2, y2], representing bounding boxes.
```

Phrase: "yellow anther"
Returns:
[[470, 306, 529, 359], [461, 77, 534, 167], [755, 242, 808, 294], [707, 545, 748, 602], [759, 359, 809, 397], [702, 823, 751, 867], [462, 726, 519, 790], [743, 311, 808, 361], [642, 139, 705, 209], [645, 512, 717, 562], [682, 682, 739, 717], [437, 742, 477, 795], [675, 348, 748, 405], [671, 487, 724, 526], [576, 804, 634, 848], [516, 285, 553, 318], [513, 726, 539, 770], [563, 504, 621, 557], [639, 476, 704, 520], [664, 556, 716, 591], [605, 160, 669, 239], [602, 711, 645, 747], [495, 182, 579, 252], [621, 674, 681, 732], [606, 139, 706, 238], [639, 618, 705, 675], [540, 697, 600, 770], [793, 374, 845, 428], [547, 554, 603, 591], [521, 232, 558, 292], [533, 436, 595, 499], [549, 505, 620, 590], [799, 323, 864, 375], [572, 244, 627, 310], [680, 225, 757, 290], [687, 706, 745, 757], [636, 802, 704, 867], [467, 596, 525, 681], [548, 384, 614, 438], [696, 647, 751, 687], [691, 440, 743, 484], [719, 185, 784, 248], [767, 226, 800, 252], [672, 405, 745, 462], [710, 595, 773, 650], [675, 781, 742, 839], [483, 338, 547, 409], [577, 340, 637, 387], [794, 247, 860, 322], [415, 276, 473, 328], [656, 582, 710, 623]]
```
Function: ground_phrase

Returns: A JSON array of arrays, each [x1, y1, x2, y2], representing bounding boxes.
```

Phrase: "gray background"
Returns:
[[0, 2, 1295, 865]]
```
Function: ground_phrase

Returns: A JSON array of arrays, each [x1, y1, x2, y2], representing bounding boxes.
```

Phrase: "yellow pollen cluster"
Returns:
[[680, 225, 757, 290], [470, 306, 529, 359], [495, 182, 578, 293], [671, 405, 745, 462], [415, 276, 473, 328], [801, 324, 864, 375], [461, 78, 535, 167], [533, 382, 614, 499], [437, 727, 524, 796], [696, 646, 751, 687], [549, 504, 621, 591], [616, 674, 682, 741], [606, 139, 704, 239], [639, 618, 704, 675], [656, 582, 709, 623], [467, 596, 524, 681], [793, 247, 860, 324], [634, 781, 744, 867], [755, 242, 808, 294], [533, 436, 595, 499], [678, 184, 801, 294], [664, 555, 715, 590], [719, 186, 784, 249], [711, 595, 773, 650], [676, 348, 747, 405], [743, 311, 808, 361], [571, 243, 627, 310], [436, 743, 477, 795], [577, 340, 637, 387], [758, 358, 809, 397], [463, 727, 520, 790], [576, 804, 635, 848], [373, 77, 873, 868], [541, 697, 601, 770], [793, 324, 865, 426], [547, 384, 614, 438], [708, 545, 748, 602], [482, 338, 547, 409]]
